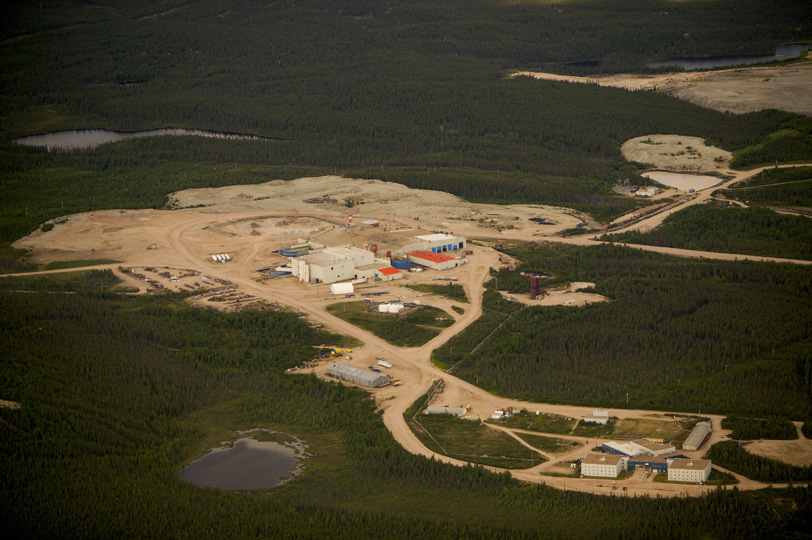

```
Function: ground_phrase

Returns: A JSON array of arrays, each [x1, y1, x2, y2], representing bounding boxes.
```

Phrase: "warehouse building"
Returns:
[[682, 422, 712, 450], [581, 453, 628, 478], [291, 246, 375, 284], [424, 405, 469, 416], [408, 250, 461, 271], [666, 458, 712, 483], [583, 409, 610, 424], [627, 452, 684, 473], [326, 363, 390, 388], [403, 233, 466, 254], [630, 439, 676, 457], [375, 266, 403, 281]]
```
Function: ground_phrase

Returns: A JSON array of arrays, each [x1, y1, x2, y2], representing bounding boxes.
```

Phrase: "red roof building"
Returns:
[[407, 250, 462, 271]]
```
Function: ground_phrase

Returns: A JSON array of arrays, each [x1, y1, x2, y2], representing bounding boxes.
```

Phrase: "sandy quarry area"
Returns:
[[621, 135, 731, 172], [512, 56, 812, 116], [744, 423, 812, 468], [14, 175, 590, 268]]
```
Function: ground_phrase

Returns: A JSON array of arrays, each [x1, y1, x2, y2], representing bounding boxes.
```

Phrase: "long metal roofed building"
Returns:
[[682, 422, 713, 450], [326, 363, 390, 388]]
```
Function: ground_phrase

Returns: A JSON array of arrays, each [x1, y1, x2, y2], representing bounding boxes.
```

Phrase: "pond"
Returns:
[[642, 171, 722, 192], [13, 128, 274, 152], [646, 43, 812, 71], [179, 434, 307, 490]]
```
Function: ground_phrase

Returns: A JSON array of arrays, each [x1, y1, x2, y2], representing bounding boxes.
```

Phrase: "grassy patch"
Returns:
[[409, 414, 545, 469], [572, 419, 616, 438], [613, 416, 706, 445], [0, 268, 123, 292], [516, 433, 582, 454], [405, 283, 469, 303], [326, 301, 451, 347], [492, 411, 576, 435]]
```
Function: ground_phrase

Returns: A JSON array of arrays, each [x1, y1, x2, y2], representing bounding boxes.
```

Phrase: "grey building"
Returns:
[[326, 363, 390, 388], [683, 422, 712, 450]]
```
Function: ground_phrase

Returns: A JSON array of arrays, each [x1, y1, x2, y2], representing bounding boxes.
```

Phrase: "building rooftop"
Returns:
[[633, 439, 675, 452], [683, 422, 712, 447], [415, 233, 458, 242], [582, 453, 625, 466], [668, 458, 711, 471], [377, 266, 401, 276], [303, 252, 346, 267], [408, 250, 457, 263]]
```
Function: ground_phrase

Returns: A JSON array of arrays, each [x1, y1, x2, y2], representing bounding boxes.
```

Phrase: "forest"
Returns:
[[436, 243, 812, 420], [599, 203, 812, 260], [2, 286, 811, 538], [706, 441, 812, 483]]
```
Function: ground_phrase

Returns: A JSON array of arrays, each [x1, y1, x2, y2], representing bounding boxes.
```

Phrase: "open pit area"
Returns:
[[512, 56, 812, 117]]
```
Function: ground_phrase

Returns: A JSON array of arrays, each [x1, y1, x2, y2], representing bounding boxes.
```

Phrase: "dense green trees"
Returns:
[[722, 416, 798, 441], [441, 243, 812, 418], [707, 441, 812, 483], [3, 288, 811, 538], [600, 204, 812, 260]]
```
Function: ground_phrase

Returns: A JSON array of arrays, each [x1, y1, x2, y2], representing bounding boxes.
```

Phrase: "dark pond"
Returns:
[[647, 44, 812, 71], [179, 437, 305, 490], [13, 128, 273, 152]]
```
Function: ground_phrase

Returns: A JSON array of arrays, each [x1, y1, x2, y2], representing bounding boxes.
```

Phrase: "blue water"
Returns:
[[647, 44, 812, 71]]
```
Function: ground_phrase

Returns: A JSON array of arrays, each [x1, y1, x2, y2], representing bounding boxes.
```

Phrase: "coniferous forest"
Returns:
[[2, 289, 811, 539], [442, 243, 812, 419]]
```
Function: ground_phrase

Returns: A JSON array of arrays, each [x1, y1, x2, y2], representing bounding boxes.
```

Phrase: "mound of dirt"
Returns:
[[621, 135, 731, 171]]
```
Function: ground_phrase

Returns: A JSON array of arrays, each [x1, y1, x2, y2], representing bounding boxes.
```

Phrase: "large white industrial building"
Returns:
[[291, 246, 376, 285], [682, 422, 712, 450], [666, 458, 712, 483], [326, 363, 390, 388], [581, 454, 628, 478]]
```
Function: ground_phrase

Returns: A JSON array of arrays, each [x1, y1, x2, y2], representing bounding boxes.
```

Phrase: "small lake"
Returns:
[[13, 128, 273, 152], [179, 436, 305, 490], [647, 44, 812, 71], [642, 171, 722, 192]]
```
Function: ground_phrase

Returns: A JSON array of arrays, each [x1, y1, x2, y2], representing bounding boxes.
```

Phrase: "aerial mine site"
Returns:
[[4, 3, 812, 538]]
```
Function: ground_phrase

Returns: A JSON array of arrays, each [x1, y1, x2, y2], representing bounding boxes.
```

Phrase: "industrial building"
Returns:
[[424, 405, 469, 416], [404, 233, 466, 253], [630, 439, 677, 457], [581, 454, 628, 478], [407, 250, 461, 271], [291, 246, 376, 285], [583, 409, 610, 424], [682, 422, 712, 450], [627, 452, 685, 473], [326, 363, 390, 388], [375, 266, 402, 281], [666, 459, 712, 483], [602, 439, 676, 458]]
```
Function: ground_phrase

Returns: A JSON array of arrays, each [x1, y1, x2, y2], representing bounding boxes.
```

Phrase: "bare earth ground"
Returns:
[[9, 170, 812, 497], [512, 56, 812, 116], [621, 135, 731, 171], [745, 422, 812, 467]]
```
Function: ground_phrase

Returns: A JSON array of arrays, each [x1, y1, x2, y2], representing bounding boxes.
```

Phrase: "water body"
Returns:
[[179, 437, 302, 490], [642, 171, 722, 192], [13, 128, 273, 152], [647, 44, 812, 71]]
